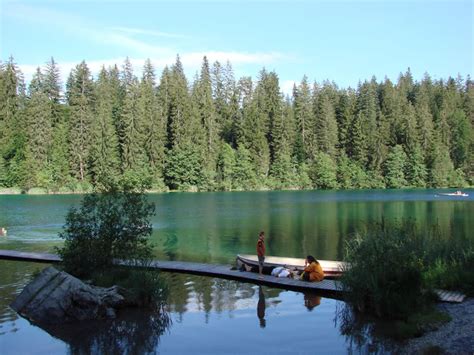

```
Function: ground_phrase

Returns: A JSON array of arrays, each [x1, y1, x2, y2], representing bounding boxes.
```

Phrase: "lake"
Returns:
[[0, 189, 472, 354]]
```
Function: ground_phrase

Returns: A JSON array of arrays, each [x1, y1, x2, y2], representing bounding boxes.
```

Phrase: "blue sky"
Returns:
[[1, 0, 472, 93]]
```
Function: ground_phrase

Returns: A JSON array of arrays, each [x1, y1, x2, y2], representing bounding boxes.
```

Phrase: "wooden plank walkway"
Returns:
[[1, 249, 466, 302], [434, 289, 466, 303], [0, 250, 343, 297]]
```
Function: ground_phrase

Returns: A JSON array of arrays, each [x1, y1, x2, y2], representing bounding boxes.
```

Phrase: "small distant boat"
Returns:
[[438, 191, 469, 197], [236, 254, 348, 278]]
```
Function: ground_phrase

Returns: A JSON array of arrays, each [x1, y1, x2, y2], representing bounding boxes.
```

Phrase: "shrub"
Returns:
[[57, 183, 155, 278], [342, 220, 432, 319], [342, 219, 474, 319]]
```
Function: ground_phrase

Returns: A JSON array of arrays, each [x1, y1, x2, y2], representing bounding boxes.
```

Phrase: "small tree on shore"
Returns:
[[57, 181, 155, 278]]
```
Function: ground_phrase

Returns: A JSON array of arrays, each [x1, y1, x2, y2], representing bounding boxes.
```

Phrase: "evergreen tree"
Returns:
[[26, 90, 53, 184], [428, 138, 455, 187], [404, 144, 427, 187], [120, 58, 147, 173], [335, 89, 355, 153], [314, 91, 338, 158], [293, 76, 314, 161], [354, 80, 378, 169], [232, 144, 257, 190], [384, 145, 407, 188], [216, 142, 235, 191], [90, 67, 121, 188], [309, 151, 338, 189], [67, 61, 95, 182], [139, 59, 166, 187], [0, 57, 28, 187], [50, 120, 71, 188], [165, 56, 204, 189], [194, 56, 220, 188]]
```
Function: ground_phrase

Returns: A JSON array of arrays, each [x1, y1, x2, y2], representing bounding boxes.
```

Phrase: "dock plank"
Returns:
[[0, 250, 343, 296]]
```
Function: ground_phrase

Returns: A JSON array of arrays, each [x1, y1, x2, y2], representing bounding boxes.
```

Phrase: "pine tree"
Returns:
[[309, 151, 338, 189], [165, 56, 204, 189], [26, 90, 53, 183], [139, 59, 166, 187], [335, 89, 355, 154], [120, 58, 147, 173], [293, 76, 314, 161], [354, 80, 378, 169], [314, 91, 338, 158], [0, 57, 28, 187], [216, 142, 235, 191], [384, 145, 407, 188], [194, 56, 220, 188], [232, 144, 257, 190], [90, 67, 121, 188], [404, 144, 427, 187], [50, 120, 71, 188], [67, 61, 95, 182]]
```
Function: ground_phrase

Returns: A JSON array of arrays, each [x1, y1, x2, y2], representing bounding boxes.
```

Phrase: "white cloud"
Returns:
[[10, 4, 290, 89], [280, 80, 297, 96], [19, 51, 285, 86]]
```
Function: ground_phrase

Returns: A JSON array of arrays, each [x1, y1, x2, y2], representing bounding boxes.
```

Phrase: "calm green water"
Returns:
[[0, 189, 472, 354], [0, 189, 472, 261]]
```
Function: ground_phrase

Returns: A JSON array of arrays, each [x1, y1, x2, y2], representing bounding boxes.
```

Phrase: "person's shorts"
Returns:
[[258, 255, 265, 266]]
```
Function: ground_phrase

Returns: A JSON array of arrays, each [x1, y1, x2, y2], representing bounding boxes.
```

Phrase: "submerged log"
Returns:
[[10, 267, 134, 325]]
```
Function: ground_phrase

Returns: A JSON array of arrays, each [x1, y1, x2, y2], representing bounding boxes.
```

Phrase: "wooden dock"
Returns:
[[0, 249, 466, 302], [0, 249, 343, 297]]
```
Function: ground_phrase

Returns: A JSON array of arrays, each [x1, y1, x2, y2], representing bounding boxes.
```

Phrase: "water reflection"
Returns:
[[257, 286, 266, 328], [336, 302, 402, 353], [304, 292, 321, 311], [1, 190, 472, 265], [39, 307, 171, 354]]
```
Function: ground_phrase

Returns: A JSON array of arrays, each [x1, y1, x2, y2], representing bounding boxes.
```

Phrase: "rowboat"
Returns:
[[236, 254, 348, 278]]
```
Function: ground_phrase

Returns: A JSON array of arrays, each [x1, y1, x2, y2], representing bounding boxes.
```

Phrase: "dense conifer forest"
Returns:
[[0, 56, 472, 192]]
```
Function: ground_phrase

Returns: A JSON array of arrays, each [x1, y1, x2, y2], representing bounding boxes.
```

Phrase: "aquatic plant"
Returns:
[[342, 219, 474, 320]]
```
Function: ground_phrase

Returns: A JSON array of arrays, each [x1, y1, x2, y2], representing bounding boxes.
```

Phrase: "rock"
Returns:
[[10, 267, 132, 325]]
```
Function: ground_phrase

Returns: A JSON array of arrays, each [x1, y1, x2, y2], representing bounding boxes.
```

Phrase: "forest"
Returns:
[[0, 56, 472, 192]]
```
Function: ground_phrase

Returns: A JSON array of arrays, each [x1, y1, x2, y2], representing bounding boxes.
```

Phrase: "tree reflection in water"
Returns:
[[38, 306, 171, 354], [335, 302, 402, 354]]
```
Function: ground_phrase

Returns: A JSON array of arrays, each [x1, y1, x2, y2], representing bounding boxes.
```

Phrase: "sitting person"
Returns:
[[300, 255, 324, 282]]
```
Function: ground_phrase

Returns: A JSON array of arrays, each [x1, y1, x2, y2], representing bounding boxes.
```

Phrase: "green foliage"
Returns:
[[91, 266, 168, 307], [165, 144, 203, 191], [383, 145, 408, 188], [57, 185, 155, 278], [342, 220, 432, 319], [0, 56, 471, 192], [343, 219, 474, 320], [309, 152, 338, 189]]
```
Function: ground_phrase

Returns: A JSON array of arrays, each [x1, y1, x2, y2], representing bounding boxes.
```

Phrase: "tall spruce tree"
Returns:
[[90, 67, 121, 188], [314, 89, 338, 158], [194, 56, 220, 188], [293, 76, 314, 161], [66, 61, 95, 182], [140, 59, 166, 187]]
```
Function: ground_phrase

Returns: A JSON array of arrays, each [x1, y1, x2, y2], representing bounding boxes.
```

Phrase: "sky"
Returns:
[[0, 0, 472, 93]]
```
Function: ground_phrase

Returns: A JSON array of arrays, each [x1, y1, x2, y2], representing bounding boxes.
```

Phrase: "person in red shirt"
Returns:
[[256, 231, 265, 278]]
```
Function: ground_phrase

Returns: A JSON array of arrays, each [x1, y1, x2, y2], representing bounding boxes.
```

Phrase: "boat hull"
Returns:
[[236, 254, 348, 278]]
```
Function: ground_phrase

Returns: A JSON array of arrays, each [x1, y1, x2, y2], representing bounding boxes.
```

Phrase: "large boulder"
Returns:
[[10, 267, 133, 325]]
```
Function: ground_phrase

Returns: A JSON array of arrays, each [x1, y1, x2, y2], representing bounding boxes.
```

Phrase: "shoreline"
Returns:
[[399, 298, 474, 354], [1, 187, 472, 196]]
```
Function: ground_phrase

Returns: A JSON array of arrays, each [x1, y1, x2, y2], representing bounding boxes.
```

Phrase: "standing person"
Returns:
[[256, 231, 265, 278]]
